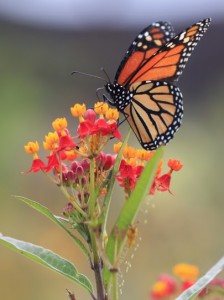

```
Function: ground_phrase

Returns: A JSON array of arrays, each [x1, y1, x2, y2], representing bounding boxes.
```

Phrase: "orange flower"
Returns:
[[43, 131, 59, 151], [168, 159, 183, 172], [65, 150, 78, 161], [136, 149, 149, 161], [71, 103, 86, 121], [123, 145, 136, 159], [173, 263, 199, 281], [113, 142, 122, 154], [105, 108, 119, 122], [94, 102, 109, 117], [24, 141, 40, 156], [52, 117, 67, 131]]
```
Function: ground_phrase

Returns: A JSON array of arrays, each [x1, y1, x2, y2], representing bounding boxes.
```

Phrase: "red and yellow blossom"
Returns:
[[24, 102, 121, 176], [114, 142, 183, 197], [94, 102, 109, 117], [43, 131, 59, 151], [24, 102, 183, 209], [70, 103, 86, 121], [24, 141, 46, 173], [24, 141, 40, 156], [105, 108, 119, 122], [52, 117, 67, 132], [150, 274, 177, 299]]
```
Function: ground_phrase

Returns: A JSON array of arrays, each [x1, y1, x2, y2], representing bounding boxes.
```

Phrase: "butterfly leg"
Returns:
[[96, 87, 105, 100], [103, 94, 115, 106]]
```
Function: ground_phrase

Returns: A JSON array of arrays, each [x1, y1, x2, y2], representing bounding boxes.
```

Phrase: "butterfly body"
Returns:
[[105, 18, 211, 150]]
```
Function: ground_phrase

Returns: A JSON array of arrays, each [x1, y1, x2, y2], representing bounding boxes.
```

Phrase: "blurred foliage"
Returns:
[[0, 18, 224, 300]]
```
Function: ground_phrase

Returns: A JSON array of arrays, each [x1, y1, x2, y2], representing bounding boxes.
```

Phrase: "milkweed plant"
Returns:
[[0, 101, 223, 300]]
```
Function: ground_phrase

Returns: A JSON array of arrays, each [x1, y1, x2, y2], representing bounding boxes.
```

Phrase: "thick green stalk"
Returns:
[[112, 272, 118, 300]]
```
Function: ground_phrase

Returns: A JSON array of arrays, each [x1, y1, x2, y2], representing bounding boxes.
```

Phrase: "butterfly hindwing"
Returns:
[[115, 22, 175, 86], [123, 81, 183, 150]]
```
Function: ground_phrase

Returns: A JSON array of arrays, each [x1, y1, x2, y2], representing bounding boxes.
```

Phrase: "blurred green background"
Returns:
[[0, 1, 224, 299]]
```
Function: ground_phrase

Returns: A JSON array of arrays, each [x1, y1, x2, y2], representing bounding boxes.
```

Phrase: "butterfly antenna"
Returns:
[[71, 70, 107, 83], [100, 67, 111, 83]]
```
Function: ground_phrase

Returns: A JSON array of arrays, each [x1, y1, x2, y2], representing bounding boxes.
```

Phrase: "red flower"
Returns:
[[150, 173, 172, 195], [181, 279, 195, 291], [97, 153, 116, 170], [135, 165, 144, 177], [108, 121, 122, 139], [77, 120, 93, 138], [117, 160, 137, 190], [156, 173, 172, 193], [77, 113, 121, 141], [150, 274, 177, 299], [93, 119, 121, 138], [45, 152, 60, 172], [57, 135, 76, 151], [26, 158, 46, 173]]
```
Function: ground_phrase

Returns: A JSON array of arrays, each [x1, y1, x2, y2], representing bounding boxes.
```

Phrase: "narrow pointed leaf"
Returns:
[[103, 147, 163, 288], [176, 257, 224, 300], [0, 235, 93, 294], [15, 196, 90, 258]]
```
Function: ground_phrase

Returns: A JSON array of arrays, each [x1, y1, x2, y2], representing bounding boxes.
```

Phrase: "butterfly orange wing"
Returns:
[[116, 18, 211, 86], [115, 22, 175, 86]]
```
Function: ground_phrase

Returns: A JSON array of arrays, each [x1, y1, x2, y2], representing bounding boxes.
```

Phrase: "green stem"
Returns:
[[100, 129, 131, 240], [89, 157, 96, 217], [112, 272, 118, 300], [88, 157, 106, 298]]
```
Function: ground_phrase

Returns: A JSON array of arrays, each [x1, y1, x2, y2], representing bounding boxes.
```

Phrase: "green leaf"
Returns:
[[103, 147, 163, 288], [176, 257, 224, 300], [0, 235, 94, 294], [15, 196, 90, 258]]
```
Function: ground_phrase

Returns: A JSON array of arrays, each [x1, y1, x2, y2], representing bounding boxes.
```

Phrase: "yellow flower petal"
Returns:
[[24, 141, 40, 155]]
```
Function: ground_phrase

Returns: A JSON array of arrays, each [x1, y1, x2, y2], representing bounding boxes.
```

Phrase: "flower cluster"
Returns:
[[150, 263, 224, 299], [114, 142, 183, 197], [24, 102, 121, 214], [24, 102, 119, 174], [24, 102, 183, 199], [24, 101, 183, 226]]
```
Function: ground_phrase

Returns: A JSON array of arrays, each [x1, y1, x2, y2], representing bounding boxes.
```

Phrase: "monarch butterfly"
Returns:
[[105, 18, 211, 150]]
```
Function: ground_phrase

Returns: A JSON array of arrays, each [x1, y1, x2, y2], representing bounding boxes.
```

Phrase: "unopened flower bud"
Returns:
[[84, 109, 96, 123]]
